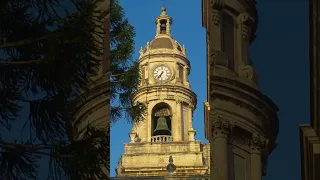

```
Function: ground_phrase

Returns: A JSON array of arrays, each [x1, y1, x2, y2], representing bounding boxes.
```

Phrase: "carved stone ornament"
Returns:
[[210, 0, 225, 26], [237, 12, 250, 40], [240, 65, 254, 80], [212, 9, 220, 25], [248, 133, 267, 154], [210, 50, 229, 70], [211, 0, 224, 10], [211, 116, 233, 138]]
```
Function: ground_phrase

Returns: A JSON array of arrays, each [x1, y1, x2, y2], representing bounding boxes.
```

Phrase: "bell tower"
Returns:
[[114, 7, 210, 179]]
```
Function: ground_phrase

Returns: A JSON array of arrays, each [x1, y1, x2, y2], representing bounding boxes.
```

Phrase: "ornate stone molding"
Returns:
[[237, 12, 250, 40], [212, 9, 220, 25], [210, 0, 224, 26], [209, 77, 279, 132], [211, 0, 224, 10], [240, 64, 254, 80], [248, 133, 267, 154], [211, 116, 233, 139]]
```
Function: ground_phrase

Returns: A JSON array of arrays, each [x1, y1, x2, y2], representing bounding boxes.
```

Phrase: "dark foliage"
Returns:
[[110, 0, 146, 125], [0, 0, 108, 179]]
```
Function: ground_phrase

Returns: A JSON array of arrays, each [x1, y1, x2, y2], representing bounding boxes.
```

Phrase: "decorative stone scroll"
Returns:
[[240, 64, 254, 80], [212, 10, 220, 25], [211, 0, 225, 26], [248, 133, 267, 154], [211, 0, 224, 10], [211, 116, 233, 139], [237, 12, 250, 40]]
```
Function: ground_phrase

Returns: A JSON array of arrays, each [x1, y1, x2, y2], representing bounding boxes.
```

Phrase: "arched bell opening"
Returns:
[[160, 19, 167, 34], [151, 103, 173, 142]]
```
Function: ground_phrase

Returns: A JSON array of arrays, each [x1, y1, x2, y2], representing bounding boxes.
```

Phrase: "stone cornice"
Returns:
[[210, 76, 279, 140], [211, 0, 224, 10], [71, 79, 109, 135], [132, 84, 197, 108], [300, 125, 320, 180], [138, 53, 190, 67]]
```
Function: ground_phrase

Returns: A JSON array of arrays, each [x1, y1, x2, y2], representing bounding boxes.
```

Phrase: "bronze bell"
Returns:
[[154, 116, 171, 135], [160, 23, 166, 34]]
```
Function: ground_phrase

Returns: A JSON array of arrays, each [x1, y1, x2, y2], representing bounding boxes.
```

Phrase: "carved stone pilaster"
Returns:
[[248, 133, 267, 154], [211, 117, 233, 139], [156, 20, 160, 34], [237, 12, 250, 40], [166, 21, 171, 35], [212, 9, 220, 25], [210, 0, 224, 26]]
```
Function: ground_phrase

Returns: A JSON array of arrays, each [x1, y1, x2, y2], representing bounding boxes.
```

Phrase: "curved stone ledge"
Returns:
[[132, 84, 197, 108], [210, 76, 279, 143], [71, 79, 109, 139], [138, 53, 190, 67]]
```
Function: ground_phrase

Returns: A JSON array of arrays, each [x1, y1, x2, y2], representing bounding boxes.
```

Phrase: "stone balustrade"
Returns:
[[151, 135, 173, 142]]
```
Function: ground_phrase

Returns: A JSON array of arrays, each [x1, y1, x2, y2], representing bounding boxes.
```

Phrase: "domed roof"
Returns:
[[138, 6, 187, 59], [150, 37, 174, 49]]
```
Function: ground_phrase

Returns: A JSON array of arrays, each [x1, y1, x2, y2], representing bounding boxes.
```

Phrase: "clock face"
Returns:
[[153, 65, 171, 81]]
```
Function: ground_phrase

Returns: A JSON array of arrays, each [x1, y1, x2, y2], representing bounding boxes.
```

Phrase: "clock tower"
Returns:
[[114, 7, 210, 179]]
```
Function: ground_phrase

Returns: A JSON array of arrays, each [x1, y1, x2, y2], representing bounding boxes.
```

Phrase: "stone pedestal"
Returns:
[[129, 133, 137, 143], [188, 129, 196, 141]]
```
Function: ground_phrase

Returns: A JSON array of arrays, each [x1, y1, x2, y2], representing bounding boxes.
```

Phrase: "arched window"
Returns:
[[221, 12, 235, 70], [151, 103, 172, 136], [178, 64, 184, 83], [160, 20, 167, 34]]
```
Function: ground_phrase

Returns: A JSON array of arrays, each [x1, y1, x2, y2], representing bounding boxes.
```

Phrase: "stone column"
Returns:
[[156, 19, 160, 34], [210, 117, 233, 180], [147, 108, 152, 142], [249, 133, 266, 180], [166, 20, 171, 35], [188, 105, 193, 130], [175, 101, 182, 141], [184, 67, 188, 84]]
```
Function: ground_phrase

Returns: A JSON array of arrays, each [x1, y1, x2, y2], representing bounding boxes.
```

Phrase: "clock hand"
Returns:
[[157, 71, 164, 79]]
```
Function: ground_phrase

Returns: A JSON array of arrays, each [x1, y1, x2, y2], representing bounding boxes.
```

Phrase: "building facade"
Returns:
[[201, 0, 279, 180], [112, 7, 210, 180], [71, 0, 109, 140], [299, 0, 320, 179]]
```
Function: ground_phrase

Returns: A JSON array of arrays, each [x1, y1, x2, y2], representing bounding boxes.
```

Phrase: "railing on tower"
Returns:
[[151, 135, 173, 142]]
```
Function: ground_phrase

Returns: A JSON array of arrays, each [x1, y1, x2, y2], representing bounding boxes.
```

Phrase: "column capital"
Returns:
[[176, 99, 183, 104], [211, 116, 233, 139], [248, 133, 267, 154], [188, 103, 195, 109]]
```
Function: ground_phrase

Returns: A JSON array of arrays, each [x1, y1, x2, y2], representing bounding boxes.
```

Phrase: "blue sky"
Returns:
[[110, 0, 309, 179]]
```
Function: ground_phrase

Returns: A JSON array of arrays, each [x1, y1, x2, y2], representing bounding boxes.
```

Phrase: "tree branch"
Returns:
[[0, 141, 73, 158], [0, 60, 47, 65], [0, 31, 62, 49]]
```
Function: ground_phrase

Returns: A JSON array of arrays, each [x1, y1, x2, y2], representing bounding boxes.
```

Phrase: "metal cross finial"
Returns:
[[161, 0, 165, 7]]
